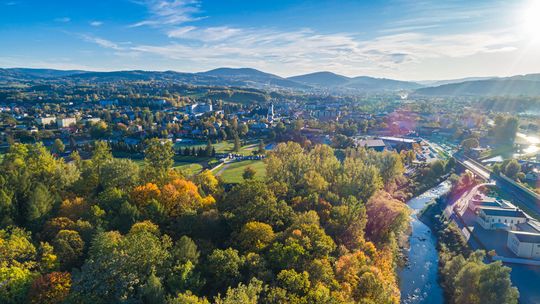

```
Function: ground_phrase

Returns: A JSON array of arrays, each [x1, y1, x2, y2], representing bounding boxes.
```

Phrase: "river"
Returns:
[[399, 181, 451, 304]]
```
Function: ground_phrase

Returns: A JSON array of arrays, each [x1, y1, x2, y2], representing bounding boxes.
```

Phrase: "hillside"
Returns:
[[287, 71, 351, 87], [415, 76, 540, 96]]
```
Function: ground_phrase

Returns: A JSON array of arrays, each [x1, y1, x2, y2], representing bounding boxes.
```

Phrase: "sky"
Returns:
[[1, 0, 540, 80]]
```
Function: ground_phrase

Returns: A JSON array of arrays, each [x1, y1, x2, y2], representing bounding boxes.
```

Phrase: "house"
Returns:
[[36, 116, 56, 126], [476, 207, 528, 230], [507, 231, 540, 259], [57, 118, 77, 128], [356, 139, 386, 152]]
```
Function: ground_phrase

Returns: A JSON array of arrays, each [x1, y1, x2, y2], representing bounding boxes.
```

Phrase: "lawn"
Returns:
[[217, 160, 266, 184], [176, 140, 261, 156], [175, 162, 204, 176]]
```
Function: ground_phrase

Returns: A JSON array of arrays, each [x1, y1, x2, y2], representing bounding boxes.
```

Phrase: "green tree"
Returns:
[[214, 278, 263, 304], [25, 183, 55, 228], [233, 135, 241, 152], [206, 248, 244, 293], [504, 159, 521, 180], [242, 166, 257, 180], [143, 138, 174, 184], [52, 230, 84, 271], [236, 221, 275, 252], [52, 139, 65, 154]]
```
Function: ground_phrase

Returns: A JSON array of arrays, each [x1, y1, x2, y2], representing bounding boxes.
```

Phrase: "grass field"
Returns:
[[176, 140, 260, 156], [175, 163, 204, 176], [217, 160, 266, 184]]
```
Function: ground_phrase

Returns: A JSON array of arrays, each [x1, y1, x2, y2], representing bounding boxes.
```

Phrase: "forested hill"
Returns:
[[414, 74, 540, 96]]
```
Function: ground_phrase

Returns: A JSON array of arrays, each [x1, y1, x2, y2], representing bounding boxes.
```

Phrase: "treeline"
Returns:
[[0, 140, 409, 303]]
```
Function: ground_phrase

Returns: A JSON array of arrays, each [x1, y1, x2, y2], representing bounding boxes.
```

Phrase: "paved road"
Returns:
[[455, 155, 540, 218]]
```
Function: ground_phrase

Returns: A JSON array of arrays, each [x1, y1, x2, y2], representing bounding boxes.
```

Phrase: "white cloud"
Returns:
[[81, 35, 124, 50], [130, 0, 202, 27], [90, 21, 103, 27], [83, 25, 520, 76], [54, 17, 71, 23]]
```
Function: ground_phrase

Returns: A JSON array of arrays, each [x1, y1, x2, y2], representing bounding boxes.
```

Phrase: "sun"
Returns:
[[519, 0, 540, 41]]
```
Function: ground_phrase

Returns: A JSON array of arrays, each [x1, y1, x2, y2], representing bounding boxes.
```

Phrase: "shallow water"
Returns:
[[399, 182, 451, 304]]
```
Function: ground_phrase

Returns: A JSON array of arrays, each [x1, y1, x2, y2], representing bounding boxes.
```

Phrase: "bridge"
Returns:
[[454, 154, 540, 218]]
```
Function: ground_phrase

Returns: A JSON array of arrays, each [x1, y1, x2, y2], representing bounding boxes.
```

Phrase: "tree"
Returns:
[[28, 272, 71, 304], [220, 180, 293, 229], [214, 278, 263, 304], [206, 248, 244, 293], [52, 230, 84, 270], [205, 140, 213, 157], [143, 138, 174, 184], [504, 160, 521, 180], [25, 183, 55, 228], [365, 191, 409, 244], [100, 158, 140, 189], [194, 170, 219, 195], [70, 224, 172, 303], [257, 139, 265, 154], [461, 137, 479, 152], [236, 221, 275, 252], [242, 166, 257, 180], [478, 261, 519, 304], [169, 291, 209, 304], [0, 227, 38, 304], [51, 139, 65, 155], [160, 179, 215, 217], [233, 135, 241, 152]]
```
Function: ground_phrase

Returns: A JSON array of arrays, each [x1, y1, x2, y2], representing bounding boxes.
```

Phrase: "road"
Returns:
[[454, 154, 540, 219]]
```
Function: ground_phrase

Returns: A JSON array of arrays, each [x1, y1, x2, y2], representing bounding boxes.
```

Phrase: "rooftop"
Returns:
[[510, 231, 540, 243], [357, 139, 386, 148], [480, 207, 527, 218]]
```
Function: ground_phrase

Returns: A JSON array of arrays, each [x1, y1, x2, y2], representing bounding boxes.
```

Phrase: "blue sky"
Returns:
[[1, 0, 540, 80]]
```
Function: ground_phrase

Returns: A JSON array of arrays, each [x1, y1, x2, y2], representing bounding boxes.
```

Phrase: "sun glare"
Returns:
[[520, 0, 540, 41]]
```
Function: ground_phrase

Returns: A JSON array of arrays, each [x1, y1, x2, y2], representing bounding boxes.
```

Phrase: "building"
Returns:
[[57, 117, 77, 128], [312, 109, 341, 121], [476, 207, 528, 230], [36, 116, 56, 126], [507, 231, 540, 259], [379, 136, 421, 150], [356, 139, 386, 152], [468, 197, 513, 212], [267, 103, 274, 122], [185, 103, 213, 116]]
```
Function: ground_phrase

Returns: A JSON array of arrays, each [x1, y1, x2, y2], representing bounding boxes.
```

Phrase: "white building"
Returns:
[[36, 116, 56, 126], [185, 103, 213, 115], [476, 207, 528, 230], [57, 117, 77, 128], [507, 231, 540, 259]]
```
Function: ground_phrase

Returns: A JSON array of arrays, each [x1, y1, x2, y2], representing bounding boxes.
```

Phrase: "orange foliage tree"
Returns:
[[28, 272, 71, 304], [160, 179, 215, 217]]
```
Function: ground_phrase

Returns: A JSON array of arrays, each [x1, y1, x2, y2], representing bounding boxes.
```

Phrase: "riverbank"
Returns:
[[399, 181, 451, 304]]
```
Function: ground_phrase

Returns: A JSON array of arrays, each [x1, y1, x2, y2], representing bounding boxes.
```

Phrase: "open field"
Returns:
[[175, 140, 261, 156], [217, 160, 266, 183], [175, 163, 204, 176]]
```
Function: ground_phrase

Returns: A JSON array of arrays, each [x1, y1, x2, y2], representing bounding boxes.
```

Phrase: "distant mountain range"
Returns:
[[2, 67, 540, 96], [414, 74, 540, 96], [288, 71, 422, 91]]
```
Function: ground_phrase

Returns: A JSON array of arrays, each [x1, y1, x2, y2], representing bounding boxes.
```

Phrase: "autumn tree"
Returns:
[[28, 272, 71, 304]]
